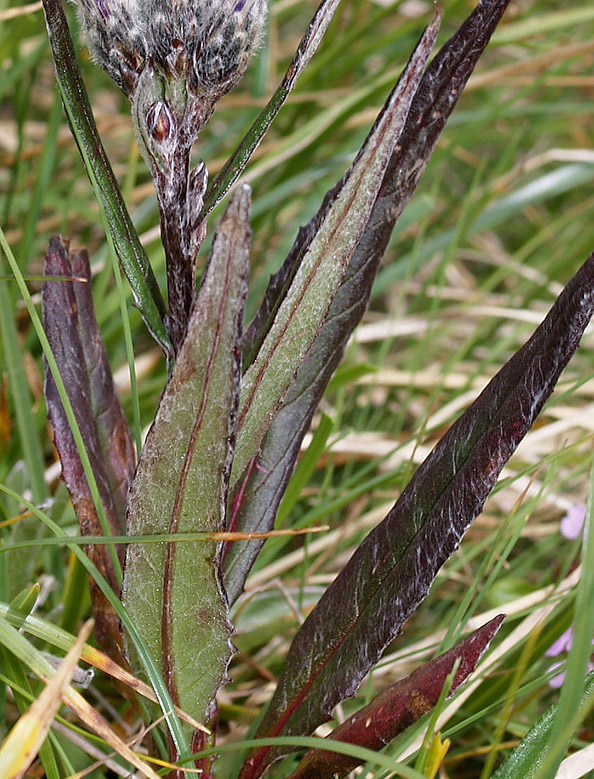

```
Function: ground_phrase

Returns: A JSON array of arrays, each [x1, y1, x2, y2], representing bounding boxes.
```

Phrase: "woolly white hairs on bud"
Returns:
[[71, 0, 267, 96]]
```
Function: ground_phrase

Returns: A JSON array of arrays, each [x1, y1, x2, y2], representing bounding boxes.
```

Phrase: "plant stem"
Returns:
[[155, 144, 194, 351]]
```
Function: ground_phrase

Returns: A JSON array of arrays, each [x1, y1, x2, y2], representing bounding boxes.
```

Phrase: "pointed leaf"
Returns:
[[239, 252, 594, 779], [290, 615, 504, 779], [43, 236, 135, 660], [122, 186, 251, 732], [201, 0, 342, 220], [225, 0, 510, 603], [231, 10, 441, 489], [41, 0, 171, 356]]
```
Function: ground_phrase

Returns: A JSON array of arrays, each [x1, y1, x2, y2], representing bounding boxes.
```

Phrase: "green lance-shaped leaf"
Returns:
[[43, 236, 135, 661], [122, 186, 251, 732], [231, 9, 441, 487], [201, 0, 342, 220], [41, 0, 171, 357], [239, 253, 594, 779], [224, 0, 510, 604], [290, 615, 504, 779]]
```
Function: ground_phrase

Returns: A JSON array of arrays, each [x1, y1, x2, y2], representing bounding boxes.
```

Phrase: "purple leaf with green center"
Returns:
[[229, 9, 440, 485], [224, 0, 511, 605], [289, 615, 504, 779], [42, 236, 135, 662], [239, 250, 594, 779], [121, 186, 251, 739]]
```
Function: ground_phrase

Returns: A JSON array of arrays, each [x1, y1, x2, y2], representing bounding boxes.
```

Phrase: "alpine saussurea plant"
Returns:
[[6, 0, 592, 775]]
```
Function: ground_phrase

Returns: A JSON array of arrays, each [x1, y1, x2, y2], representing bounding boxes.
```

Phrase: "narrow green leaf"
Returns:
[[16, 92, 61, 272], [201, 0, 342, 220], [122, 186, 251, 733], [40, 0, 171, 357], [192, 736, 427, 779], [492, 672, 594, 778], [7, 585, 40, 630], [0, 258, 46, 503], [232, 10, 441, 483]]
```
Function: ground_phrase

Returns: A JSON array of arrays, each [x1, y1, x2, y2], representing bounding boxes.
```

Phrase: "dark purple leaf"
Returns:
[[224, 0, 511, 605], [238, 253, 594, 779], [42, 236, 135, 660], [289, 615, 504, 779]]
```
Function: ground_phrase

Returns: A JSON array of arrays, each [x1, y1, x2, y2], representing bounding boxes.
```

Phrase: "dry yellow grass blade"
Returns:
[[0, 620, 93, 779], [75, 642, 207, 732], [0, 618, 162, 779]]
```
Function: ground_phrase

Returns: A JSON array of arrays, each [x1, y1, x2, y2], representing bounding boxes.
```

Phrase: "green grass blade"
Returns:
[[201, 0, 341, 219], [0, 265, 46, 502], [0, 482, 190, 761], [16, 92, 61, 272], [493, 672, 594, 778], [529, 451, 594, 778], [40, 0, 171, 357]]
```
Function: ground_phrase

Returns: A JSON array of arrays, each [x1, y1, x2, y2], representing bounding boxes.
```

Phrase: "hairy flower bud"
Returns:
[[70, 0, 266, 349], [73, 0, 267, 99]]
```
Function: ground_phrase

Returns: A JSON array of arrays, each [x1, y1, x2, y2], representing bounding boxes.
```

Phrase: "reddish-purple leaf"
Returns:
[[289, 615, 504, 779], [42, 236, 135, 660], [239, 252, 594, 779], [224, 0, 511, 605]]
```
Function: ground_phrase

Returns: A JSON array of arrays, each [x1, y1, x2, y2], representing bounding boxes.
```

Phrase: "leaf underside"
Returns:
[[239, 247, 594, 777], [42, 236, 135, 661], [290, 615, 504, 779], [122, 187, 251, 732]]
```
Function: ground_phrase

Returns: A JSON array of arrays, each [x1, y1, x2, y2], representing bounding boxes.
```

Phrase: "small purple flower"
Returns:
[[545, 626, 594, 688], [547, 660, 566, 689], [560, 504, 587, 540], [545, 627, 574, 658]]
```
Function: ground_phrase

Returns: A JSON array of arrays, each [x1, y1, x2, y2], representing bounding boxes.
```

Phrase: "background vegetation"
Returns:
[[1, 0, 594, 775]]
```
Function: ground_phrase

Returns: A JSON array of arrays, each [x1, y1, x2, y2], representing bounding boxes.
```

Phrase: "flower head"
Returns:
[[73, 0, 267, 98]]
